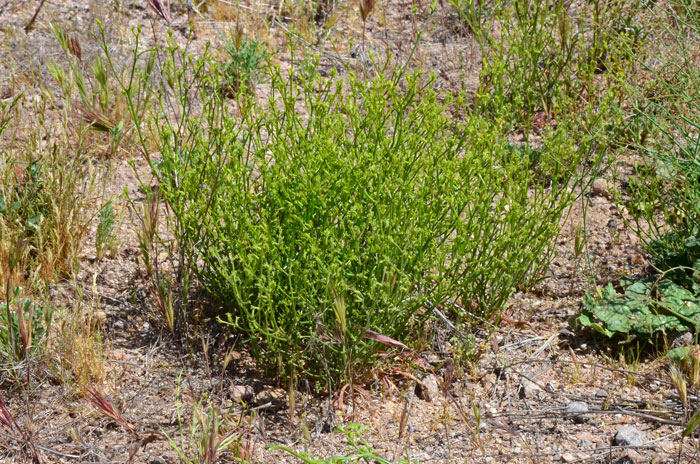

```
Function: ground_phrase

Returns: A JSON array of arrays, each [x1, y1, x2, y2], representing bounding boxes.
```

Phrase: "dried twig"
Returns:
[[25, 0, 46, 32], [147, 0, 173, 26]]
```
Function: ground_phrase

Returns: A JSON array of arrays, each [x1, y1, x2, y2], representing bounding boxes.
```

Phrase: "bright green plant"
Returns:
[[96, 25, 599, 387], [456, 0, 640, 129], [96, 199, 119, 260], [221, 28, 265, 95]]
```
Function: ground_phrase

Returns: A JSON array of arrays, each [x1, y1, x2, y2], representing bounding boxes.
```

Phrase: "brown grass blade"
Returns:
[[147, 0, 172, 26], [359, 0, 375, 21], [363, 329, 409, 350]]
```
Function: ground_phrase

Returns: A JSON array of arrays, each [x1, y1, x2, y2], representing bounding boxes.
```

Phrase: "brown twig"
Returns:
[[25, 0, 46, 32]]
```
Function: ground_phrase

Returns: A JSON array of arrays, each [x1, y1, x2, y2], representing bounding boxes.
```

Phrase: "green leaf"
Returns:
[[684, 409, 700, 437], [573, 278, 700, 339]]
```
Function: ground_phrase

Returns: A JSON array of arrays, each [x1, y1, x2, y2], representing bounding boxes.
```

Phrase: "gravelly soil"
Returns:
[[0, 1, 695, 463]]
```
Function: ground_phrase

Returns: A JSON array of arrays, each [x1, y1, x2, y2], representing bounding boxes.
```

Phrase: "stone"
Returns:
[[95, 310, 108, 325], [566, 401, 589, 424], [614, 425, 646, 447], [619, 449, 645, 463], [592, 178, 608, 197], [416, 374, 440, 402], [519, 378, 542, 399], [228, 384, 254, 403]]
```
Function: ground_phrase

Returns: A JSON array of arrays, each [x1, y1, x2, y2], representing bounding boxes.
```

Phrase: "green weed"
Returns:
[[221, 27, 266, 96], [0, 287, 52, 363], [161, 373, 256, 464], [96, 199, 120, 260], [0, 101, 95, 286], [457, 0, 639, 130], [575, 1, 700, 344], [271, 423, 414, 463]]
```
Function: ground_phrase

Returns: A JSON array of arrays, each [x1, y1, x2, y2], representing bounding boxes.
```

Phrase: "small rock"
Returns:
[[95, 310, 108, 325], [416, 375, 440, 402], [560, 453, 576, 463], [228, 384, 254, 403], [566, 401, 589, 424], [614, 425, 646, 447], [592, 178, 608, 197], [595, 388, 608, 398], [607, 219, 618, 230], [618, 449, 645, 463], [519, 378, 542, 399], [111, 349, 128, 361]]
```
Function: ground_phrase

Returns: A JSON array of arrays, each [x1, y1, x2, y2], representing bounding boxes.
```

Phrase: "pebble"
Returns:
[[620, 449, 645, 463], [95, 310, 108, 325], [614, 425, 646, 447], [228, 384, 255, 403], [416, 374, 440, 402], [519, 378, 542, 399], [566, 401, 589, 424], [592, 178, 608, 197], [560, 453, 576, 463]]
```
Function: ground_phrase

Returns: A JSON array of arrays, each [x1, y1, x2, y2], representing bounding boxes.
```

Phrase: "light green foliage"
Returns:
[[221, 28, 265, 95], [96, 200, 118, 260], [164, 59, 592, 385], [97, 23, 595, 386], [454, 0, 638, 128]]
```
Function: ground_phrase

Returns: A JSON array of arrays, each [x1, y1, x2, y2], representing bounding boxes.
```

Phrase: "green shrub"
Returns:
[[99, 28, 597, 387]]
